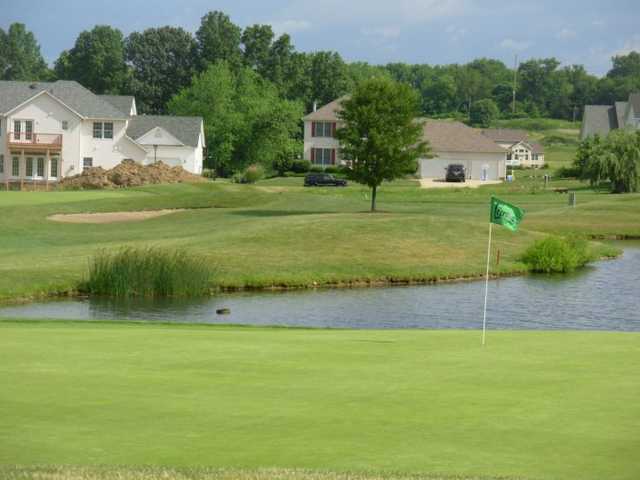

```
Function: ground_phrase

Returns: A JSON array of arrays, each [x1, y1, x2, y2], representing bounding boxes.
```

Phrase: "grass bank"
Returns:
[[1, 321, 638, 480], [0, 466, 519, 480], [0, 178, 637, 303]]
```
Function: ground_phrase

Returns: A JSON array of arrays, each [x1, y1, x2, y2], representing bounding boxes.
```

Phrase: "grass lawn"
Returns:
[[0, 178, 638, 302], [1, 321, 639, 480]]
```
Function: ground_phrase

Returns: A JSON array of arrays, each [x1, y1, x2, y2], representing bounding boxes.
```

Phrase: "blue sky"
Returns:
[[2, 0, 639, 76]]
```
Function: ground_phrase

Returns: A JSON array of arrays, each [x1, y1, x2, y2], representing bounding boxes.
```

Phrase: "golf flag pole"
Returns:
[[482, 221, 492, 346], [483, 197, 525, 346]]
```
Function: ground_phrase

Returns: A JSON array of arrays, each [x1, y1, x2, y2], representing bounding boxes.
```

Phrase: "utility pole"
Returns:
[[512, 54, 518, 115]]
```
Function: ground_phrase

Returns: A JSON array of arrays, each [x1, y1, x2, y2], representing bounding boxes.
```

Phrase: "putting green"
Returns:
[[1, 321, 638, 480]]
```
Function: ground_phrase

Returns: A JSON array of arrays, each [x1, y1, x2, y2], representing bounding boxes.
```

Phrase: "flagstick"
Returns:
[[482, 222, 493, 346]]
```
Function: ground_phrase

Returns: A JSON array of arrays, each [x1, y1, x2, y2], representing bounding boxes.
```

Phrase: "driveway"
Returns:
[[419, 178, 503, 189]]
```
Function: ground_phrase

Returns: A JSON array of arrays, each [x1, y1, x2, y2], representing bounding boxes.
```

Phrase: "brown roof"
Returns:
[[529, 142, 544, 154], [481, 128, 529, 143], [303, 96, 348, 121], [423, 121, 506, 154]]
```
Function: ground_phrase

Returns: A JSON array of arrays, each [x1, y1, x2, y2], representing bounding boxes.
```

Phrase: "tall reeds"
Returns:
[[84, 247, 214, 297]]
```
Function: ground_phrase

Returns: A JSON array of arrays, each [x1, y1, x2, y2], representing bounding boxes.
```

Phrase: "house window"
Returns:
[[311, 148, 335, 166], [533, 154, 538, 161], [36, 157, 44, 177], [25, 120, 33, 140], [14, 120, 21, 140], [93, 122, 103, 139], [26, 157, 34, 177], [0, 154, 3, 174], [62, 120, 68, 130], [506, 153, 512, 161], [103, 122, 113, 139], [83, 157, 93, 170], [50, 158, 59, 178], [12, 157, 19, 176], [312, 121, 335, 137]]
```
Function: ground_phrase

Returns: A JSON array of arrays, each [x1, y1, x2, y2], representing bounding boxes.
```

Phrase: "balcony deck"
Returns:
[[8, 132, 63, 151]]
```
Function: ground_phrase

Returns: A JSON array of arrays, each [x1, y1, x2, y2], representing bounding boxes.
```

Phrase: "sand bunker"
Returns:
[[48, 209, 184, 224]]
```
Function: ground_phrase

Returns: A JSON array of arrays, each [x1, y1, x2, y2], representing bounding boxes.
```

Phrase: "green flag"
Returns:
[[490, 196, 524, 231]]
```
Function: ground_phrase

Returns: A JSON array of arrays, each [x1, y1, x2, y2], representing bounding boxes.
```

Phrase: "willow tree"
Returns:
[[337, 78, 430, 211]]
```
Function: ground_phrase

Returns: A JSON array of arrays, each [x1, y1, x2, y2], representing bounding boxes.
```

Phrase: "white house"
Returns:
[[419, 121, 507, 181], [581, 93, 640, 139], [481, 129, 545, 168], [0, 80, 205, 187], [302, 97, 347, 167]]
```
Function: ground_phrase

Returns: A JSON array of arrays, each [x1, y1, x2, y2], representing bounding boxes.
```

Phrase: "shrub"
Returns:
[[541, 134, 578, 147], [202, 169, 217, 180], [242, 164, 265, 184], [291, 160, 311, 173], [83, 247, 214, 298], [556, 165, 581, 178], [521, 236, 593, 273], [324, 165, 340, 174], [309, 165, 324, 173]]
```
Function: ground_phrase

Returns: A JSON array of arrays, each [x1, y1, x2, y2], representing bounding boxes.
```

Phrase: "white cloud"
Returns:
[[269, 19, 312, 36], [499, 38, 532, 51], [591, 19, 606, 28], [361, 26, 401, 39], [556, 28, 576, 40], [614, 34, 640, 56]]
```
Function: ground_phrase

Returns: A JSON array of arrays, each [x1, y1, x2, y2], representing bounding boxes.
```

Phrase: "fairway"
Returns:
[[0, 178, 638, 303], [1, 321, 639, 480]]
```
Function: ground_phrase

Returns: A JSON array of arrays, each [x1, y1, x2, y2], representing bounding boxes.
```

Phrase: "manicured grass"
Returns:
[[1, 321, 638, 480], [0, 179, 638, 302]]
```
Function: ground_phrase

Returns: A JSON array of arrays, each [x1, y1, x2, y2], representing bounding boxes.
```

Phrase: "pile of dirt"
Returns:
[[60, 160, 205, 189]]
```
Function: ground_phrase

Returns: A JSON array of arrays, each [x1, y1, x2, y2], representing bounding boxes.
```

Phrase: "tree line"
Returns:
[[1, 11, 639, 174], [2, 12, 639, 119]]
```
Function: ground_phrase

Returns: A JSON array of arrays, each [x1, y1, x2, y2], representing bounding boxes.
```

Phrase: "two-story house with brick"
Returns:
[[302, 97, 347, 167]]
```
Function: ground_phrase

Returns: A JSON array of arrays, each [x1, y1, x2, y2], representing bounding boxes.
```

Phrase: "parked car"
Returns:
[[445, 164, 466, 182], [304, 173, 348, 187]]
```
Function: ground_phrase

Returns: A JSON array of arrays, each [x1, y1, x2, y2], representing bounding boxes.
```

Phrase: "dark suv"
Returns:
[[304, 173, 347, 187], [445, 164, 466, 182]]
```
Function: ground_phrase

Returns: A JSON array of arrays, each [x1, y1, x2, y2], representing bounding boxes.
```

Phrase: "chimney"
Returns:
[[313, 101, 318, 112]]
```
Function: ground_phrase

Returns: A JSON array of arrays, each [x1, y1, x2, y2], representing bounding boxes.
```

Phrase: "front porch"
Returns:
[[2, 148, 64, 191]]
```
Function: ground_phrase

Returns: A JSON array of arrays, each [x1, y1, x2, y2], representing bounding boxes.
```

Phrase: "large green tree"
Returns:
[[470, 98, 499, 127], [0, 23, 49, 80], [337, 78, 430, 211], [168, 62, 302, 175], [55, 25, 127, 93], [607, 51, 640, 79], [196, 11, 242, 68], [125, 27, 197, 113], [576, 131, 640, 193], [241, 24, 274, 72], [308, 51, 353, 109]]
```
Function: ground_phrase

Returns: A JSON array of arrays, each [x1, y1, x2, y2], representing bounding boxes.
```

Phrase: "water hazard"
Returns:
[[1, 244, 639, 331]]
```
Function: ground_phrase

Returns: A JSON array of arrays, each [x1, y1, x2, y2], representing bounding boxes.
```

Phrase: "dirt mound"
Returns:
[[61, 160, 205, 189]]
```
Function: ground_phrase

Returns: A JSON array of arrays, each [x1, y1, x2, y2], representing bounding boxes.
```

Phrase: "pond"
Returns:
[[1, 244, 639, 331]]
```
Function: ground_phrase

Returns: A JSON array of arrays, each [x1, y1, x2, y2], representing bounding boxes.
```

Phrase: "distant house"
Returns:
[[420, 121, 507, 181], [481, 129, 545, 168], [581, 93, 640, 140], [0, 80, 205, 186], [303, 98, 507, 181], [302, 97, 347, 167]]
